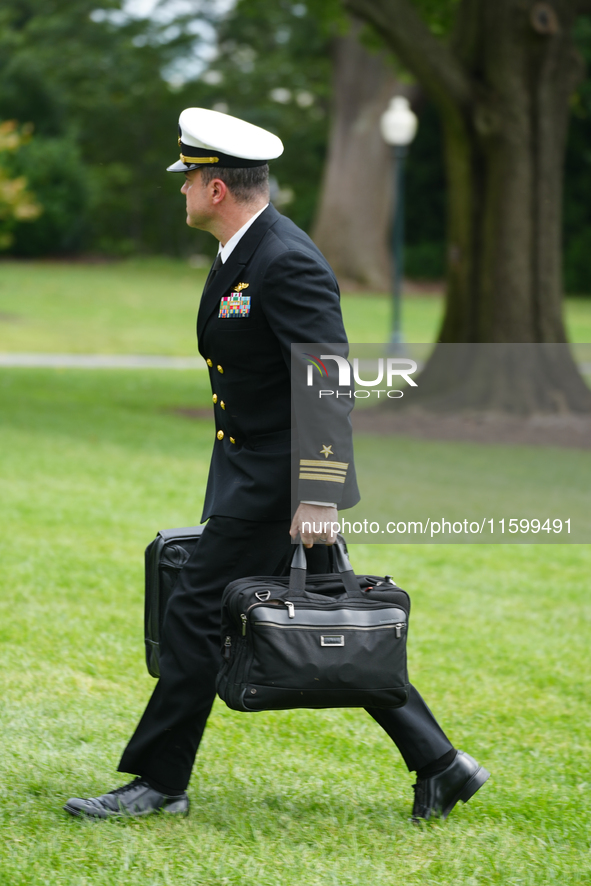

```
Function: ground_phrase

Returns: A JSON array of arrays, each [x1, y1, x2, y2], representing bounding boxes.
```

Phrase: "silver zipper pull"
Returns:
[[240, 613, 247, 635], [394, 622, 405, 638], [284, 601, 295, 619]]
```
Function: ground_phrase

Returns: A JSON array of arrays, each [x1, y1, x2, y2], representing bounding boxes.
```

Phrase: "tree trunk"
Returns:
[[343, 0, 591, 412], [312, 19, 399, 289], [441, 0, 583, 343]]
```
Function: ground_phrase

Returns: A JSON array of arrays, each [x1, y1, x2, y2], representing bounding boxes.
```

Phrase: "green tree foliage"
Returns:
[[0, 0, 212, 256], [6, 136, 87, 255], [0, 120, 42, 249], [194, 0, 335, 232], [0, 0, 344, 255], [0, 0, 342, 255]]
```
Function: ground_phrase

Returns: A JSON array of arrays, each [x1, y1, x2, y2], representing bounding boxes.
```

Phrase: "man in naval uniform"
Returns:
[[65, 109, 489, 822]]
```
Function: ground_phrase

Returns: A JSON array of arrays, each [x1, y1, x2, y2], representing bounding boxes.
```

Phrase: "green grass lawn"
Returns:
[[1, 258, 590, 349], [1, 368, 590, 885], [346, 434, 591, 543], [0, 261, 590, 884]]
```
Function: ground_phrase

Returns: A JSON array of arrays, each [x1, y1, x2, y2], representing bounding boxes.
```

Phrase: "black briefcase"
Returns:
[[144, 525, 204, 677], [216, 542, 410, 712]]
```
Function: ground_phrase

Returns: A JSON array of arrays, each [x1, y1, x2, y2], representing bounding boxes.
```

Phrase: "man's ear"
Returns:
[[209, 177, 228, 205]]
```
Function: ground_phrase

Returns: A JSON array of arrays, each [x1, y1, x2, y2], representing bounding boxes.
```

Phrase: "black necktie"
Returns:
[[204, 253, 223, 292]]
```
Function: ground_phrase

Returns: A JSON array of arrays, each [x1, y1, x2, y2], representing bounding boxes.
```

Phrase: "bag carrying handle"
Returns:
[[289, 541, 361, 596]]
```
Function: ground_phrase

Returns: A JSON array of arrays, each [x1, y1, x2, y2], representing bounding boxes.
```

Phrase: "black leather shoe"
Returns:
[[411, 750, 490, 822], [63, 777, 190, 819]]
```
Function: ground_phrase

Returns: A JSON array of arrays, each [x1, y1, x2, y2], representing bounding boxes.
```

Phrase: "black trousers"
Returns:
[[119, 516, 453, 793]]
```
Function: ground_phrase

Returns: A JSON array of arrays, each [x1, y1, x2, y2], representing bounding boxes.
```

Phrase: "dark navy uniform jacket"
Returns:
[[197, 203, 359, 522]]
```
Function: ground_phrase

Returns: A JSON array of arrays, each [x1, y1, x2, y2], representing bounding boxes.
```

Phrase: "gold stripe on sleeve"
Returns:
[[299, 473, 346, 483], [298, 467, 347, 477], [300, 459, 349, 469]]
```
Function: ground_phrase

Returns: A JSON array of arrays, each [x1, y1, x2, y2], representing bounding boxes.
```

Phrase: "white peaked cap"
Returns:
[[167, 107, 284, 173]]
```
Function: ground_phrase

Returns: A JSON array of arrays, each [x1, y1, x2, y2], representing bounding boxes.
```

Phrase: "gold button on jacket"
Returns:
[[220, 401, 226, 410], [217, 364, 224, 373], [212, 394, 218, 404], [216, 430, 224, 440], [206, 358, 213, 367], [230, 437, 236, 444]]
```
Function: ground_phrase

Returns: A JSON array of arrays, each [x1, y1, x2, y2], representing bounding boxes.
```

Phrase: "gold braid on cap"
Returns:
[[180, 153, 219, 164]]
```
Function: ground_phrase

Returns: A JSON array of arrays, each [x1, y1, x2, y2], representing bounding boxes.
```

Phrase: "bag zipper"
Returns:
[[239, 600, 293, 633], [246, 598, 406, 615], [251, 621, 406, 636]]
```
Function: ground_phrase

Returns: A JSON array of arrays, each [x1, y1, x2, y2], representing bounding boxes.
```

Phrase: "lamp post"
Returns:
[[380, 96, 418, 350]]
